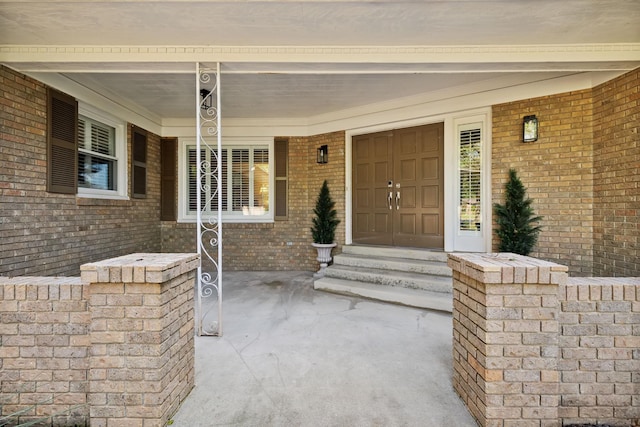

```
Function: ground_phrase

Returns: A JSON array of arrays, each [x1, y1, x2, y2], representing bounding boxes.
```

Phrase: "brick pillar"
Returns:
[[448, 253, 568, 427], [81, 253, 198, 427]]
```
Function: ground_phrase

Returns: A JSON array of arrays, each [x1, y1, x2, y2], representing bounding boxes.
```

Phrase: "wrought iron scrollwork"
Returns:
[[196, 64, 223, 336]]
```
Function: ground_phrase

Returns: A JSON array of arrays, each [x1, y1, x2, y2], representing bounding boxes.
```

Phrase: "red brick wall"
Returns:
[[592, 68, 640, 276], [0, 66, 162, 276], [493, 89, 595, 276]]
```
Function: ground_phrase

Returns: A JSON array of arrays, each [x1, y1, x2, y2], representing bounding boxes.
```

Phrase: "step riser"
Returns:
[[333, 255, 451, 277], [342, 245, 448, 262], [324, 268, 452, 294], [314, 278, 452, 313]]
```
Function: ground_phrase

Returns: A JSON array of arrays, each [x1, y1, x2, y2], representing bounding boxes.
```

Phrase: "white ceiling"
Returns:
[[1, 0, 639, 120]]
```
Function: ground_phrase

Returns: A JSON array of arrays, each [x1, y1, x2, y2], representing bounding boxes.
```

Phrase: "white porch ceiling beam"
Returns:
[[2, 44, 640, 73]]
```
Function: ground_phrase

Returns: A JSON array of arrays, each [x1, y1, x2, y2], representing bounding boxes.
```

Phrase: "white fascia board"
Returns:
[[2, 43, 640, 65]]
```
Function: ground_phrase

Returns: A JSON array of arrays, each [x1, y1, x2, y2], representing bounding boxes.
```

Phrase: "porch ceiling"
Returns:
[[1, 0, 639, 120]]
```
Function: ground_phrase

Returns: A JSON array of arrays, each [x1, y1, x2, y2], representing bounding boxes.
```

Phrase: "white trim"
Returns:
[[76, 102, 128, 200], [178, 137, 275, 223], [3, 43, 639, 64], [449, 111, 492, 253]]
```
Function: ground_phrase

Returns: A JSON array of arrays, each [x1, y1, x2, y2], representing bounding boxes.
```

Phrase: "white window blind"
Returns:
[[187, 145, 269, 217], [458, 126, 482, 232], [78, 116, 117, 191]]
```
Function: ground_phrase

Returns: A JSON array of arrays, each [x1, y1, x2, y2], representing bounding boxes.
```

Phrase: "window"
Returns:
[[458, 123, 482, 233], [181, 139, 273, 222], [76, 104, 127, 198], [78, 116, 116, 190]]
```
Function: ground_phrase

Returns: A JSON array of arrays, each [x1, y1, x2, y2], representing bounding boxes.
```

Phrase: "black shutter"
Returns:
[[131, 126, 147, 198], [274, 138, 288, 220], [47, 88, 77, 194], [160, 138, 177, 221]]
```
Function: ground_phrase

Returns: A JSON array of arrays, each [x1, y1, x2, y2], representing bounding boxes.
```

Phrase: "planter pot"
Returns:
[[312, 242, 337, 278]]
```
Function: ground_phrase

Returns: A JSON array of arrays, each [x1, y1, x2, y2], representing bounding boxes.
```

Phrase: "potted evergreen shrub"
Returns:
[[311, 180, 340, 276], [493, 168, 542, 256]]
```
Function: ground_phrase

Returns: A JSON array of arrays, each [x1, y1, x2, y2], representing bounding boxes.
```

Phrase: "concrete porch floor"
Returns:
[[170, 271, 477, 427]]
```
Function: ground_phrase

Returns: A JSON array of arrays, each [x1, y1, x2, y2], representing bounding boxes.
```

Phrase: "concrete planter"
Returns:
[[312, 242, 337, 277]]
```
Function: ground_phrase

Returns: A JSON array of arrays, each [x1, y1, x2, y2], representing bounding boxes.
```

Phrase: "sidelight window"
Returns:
[[458, 123, 482, 233]]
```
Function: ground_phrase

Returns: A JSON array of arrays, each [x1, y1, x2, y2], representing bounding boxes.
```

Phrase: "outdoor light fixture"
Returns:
[[523, 115, 538, 143], [200, 89, 212, 110], [317, 145, 328, 164]]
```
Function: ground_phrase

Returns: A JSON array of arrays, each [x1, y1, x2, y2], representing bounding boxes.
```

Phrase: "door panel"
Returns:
[[352, 123, 444, 249], [392, 123, 444, 248], [352, 132, 393, 245]]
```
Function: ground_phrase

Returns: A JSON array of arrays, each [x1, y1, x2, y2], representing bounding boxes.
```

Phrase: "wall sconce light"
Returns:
[[523, 115, 538, 143], [317, 145, 328, 164], [200, 89, 212, 110]]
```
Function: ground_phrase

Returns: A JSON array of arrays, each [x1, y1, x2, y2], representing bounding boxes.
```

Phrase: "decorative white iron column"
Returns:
[[195, 63, 223, 336]]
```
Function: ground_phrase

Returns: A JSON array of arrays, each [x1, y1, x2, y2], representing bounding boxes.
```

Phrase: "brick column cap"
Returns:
[[80, 253, 199, 284], [448, 252, 568, 284]]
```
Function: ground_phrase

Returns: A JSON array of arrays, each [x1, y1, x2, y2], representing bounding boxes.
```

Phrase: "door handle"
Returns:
[[395, 191, 400, 210], [388, 191, 393, 210]]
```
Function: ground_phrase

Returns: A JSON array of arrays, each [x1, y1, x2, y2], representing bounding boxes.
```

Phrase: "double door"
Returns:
[[352, 123, 444, 249]]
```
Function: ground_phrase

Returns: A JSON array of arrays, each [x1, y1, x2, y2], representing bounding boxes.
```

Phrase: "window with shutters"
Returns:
[[458, 123, 482, 233], [181, 139, 273, 222], [76, 104, 127, 198]]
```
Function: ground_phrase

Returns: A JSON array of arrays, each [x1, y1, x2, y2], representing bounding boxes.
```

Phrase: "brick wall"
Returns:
[[0, 253, 197, 426], [559, 277, 640, 425], [161, 131, 347, 271], [492, 89, 595, 276], [0, 65, 162, 277], [450, 253, 565, 427], [0, 276, 89, 425], [592, 68, 640, 276], [450, 252, 640, 427], [3, 63, 637, 276]]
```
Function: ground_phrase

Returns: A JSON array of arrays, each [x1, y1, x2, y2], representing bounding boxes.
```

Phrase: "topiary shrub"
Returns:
[[493, 168, 542, 256], [311, 180, 340, 244]]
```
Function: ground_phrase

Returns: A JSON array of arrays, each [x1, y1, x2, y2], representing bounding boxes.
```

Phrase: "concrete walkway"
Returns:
[[170, 271, 477, 427]]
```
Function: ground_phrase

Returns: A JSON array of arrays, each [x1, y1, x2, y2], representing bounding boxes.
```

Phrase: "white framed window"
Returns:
[[77, 103, 127, 199], [179, 138, 274, 223], [458, 123, 482, 234], [448, 110, 491, 253]]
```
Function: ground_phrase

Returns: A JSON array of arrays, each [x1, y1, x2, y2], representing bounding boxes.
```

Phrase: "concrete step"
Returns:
[[314, 277, 452, 312], [342, 245, 449, 263], [313, 245, 453, 312], [332, 253, 452, 277], [324, 264, 452, 294]]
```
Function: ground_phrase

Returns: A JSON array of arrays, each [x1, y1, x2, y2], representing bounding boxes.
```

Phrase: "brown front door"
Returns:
[[352, 123, 444, 249]]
